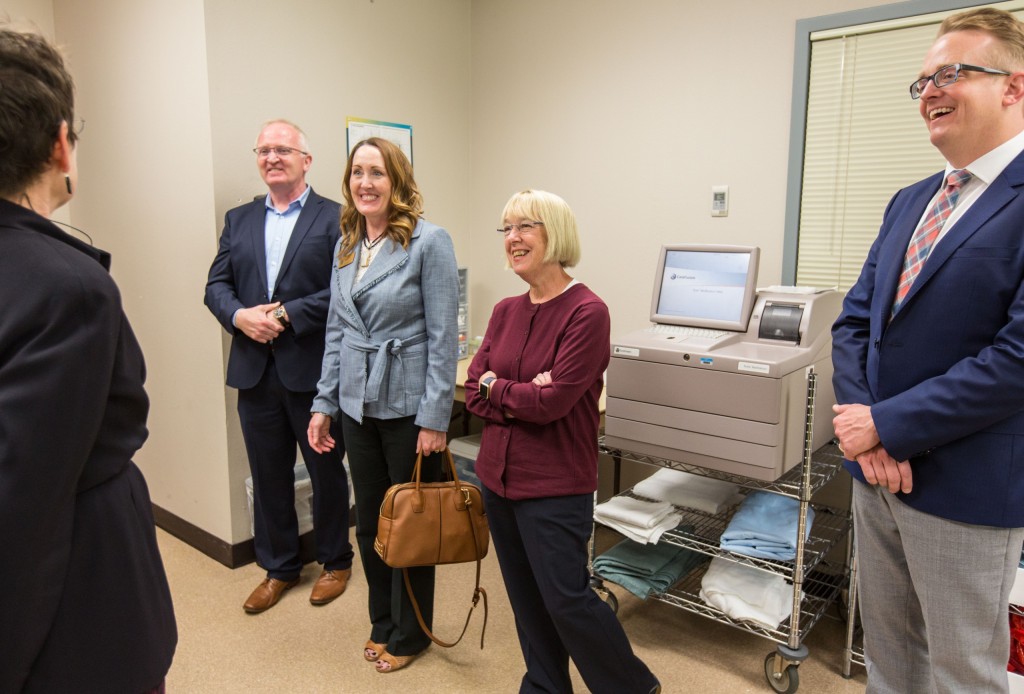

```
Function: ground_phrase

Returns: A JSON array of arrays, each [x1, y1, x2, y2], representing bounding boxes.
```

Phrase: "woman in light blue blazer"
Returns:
[[308, 137, 459, 674]]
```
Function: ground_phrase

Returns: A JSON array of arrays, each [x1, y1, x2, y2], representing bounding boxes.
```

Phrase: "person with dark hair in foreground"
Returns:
[[0, 24, 176, 692]]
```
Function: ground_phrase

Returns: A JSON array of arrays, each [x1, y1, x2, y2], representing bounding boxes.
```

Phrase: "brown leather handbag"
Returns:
[[375, 448, 489, 648]]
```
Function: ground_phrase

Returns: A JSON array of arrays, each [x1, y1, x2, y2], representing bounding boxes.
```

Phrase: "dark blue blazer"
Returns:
[[832, 150, 1024, 527], [205, 188, 341, 392], [0, 200, 176, 691]]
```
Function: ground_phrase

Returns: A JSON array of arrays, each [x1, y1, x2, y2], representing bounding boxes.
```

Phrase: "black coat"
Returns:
[[0, 199, 176, 692]]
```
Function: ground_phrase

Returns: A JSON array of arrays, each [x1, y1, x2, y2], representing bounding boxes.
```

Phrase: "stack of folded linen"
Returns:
[[719, 491, 814, 561], [594, 495, 683, 544], [632, 468, 744, 515], [699, 556, 799, 630], [593, 536, 707, 599]]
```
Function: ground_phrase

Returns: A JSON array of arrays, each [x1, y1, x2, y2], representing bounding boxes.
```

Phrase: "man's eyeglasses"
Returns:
[[910, 63, 1011, 99], [497, 221, 544, 236], [253, 146, 308, 158]]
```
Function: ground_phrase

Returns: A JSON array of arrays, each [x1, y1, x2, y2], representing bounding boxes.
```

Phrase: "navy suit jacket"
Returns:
[[0, 200, 176, 691], [832, 150, 1024, 528], [205, 188, 341, 392]]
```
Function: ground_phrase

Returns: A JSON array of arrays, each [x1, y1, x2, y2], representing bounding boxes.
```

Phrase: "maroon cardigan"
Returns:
[[465, 283, 609, 500]]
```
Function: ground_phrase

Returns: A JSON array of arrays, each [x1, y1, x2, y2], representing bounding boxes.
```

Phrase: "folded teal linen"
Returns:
[[593, 534, 707, 599]]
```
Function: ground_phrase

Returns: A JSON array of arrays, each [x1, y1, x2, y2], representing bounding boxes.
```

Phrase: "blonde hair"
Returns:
[[939, 7, 1024, 71], [256, 119, 310, 153], [500, 189, 581, 268]]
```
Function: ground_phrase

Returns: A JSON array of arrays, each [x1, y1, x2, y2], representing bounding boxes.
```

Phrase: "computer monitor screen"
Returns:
[[649, 244, 760, 331]]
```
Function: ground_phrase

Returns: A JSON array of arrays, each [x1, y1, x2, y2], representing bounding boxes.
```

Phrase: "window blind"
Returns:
[[795, 3, 1024, 290]]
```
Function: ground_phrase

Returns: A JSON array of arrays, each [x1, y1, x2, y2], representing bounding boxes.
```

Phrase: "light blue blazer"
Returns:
[[313, 218, 459, 432]]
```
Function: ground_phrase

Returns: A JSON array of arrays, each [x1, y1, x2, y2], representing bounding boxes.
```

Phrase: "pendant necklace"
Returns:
[[361, 233, 385, 268]]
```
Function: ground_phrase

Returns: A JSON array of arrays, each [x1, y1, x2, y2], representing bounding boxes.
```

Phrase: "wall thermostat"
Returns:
[[712, 185, 729, 217]]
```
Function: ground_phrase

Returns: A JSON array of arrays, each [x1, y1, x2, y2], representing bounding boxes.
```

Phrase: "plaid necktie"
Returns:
[[891, 168, 973, 316]]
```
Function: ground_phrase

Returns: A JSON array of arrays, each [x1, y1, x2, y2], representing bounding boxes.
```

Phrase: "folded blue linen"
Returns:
[[719, 491, 814, 561]]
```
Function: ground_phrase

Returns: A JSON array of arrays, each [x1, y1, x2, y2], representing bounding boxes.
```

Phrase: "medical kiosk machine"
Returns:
[[604, 244, 843, 481]]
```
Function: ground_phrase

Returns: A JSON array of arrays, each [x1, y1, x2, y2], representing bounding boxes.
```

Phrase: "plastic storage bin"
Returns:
[[449, 434, 482, 487], [245, 464, 313, 538]]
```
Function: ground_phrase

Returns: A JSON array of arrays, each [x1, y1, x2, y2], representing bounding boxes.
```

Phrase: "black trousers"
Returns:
[[237, 358, 352, 579], [482, 486, 658, 694], [342, 413, 442, 656]]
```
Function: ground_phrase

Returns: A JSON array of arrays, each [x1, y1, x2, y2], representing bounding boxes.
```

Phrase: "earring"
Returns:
[[65, 175, 73, 195]]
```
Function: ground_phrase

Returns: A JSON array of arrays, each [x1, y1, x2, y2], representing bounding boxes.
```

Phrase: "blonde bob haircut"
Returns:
[[500, 189, 581, 268]]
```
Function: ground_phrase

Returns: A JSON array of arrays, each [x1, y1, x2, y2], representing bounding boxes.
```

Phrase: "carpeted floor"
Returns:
[[159, 524, 867, 693]]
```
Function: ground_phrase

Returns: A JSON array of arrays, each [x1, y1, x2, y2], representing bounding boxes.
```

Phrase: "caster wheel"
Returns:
[[764, 652, 799, 693]]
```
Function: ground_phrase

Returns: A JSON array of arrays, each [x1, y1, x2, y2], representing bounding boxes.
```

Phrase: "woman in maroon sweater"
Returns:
[[465, 190, 659, 694]]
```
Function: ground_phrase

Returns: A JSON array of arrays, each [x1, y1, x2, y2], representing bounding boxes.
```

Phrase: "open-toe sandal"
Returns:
[[375, 651, 419, 673], [363, 640, 387, 662]]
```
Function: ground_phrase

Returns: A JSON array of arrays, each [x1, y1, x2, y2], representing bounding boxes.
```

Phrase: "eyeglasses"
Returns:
[[253, 146, 308, 158], [910, 63, 1011, 99], [64, 118, 85, 143], [497, 221, 544, 236]]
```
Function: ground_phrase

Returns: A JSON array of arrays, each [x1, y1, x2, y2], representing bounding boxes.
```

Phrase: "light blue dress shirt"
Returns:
[[264, 185, 310, 300], [230, 185, 310, 328]]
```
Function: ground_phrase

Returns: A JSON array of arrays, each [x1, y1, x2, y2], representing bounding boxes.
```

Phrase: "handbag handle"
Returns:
[[402, 447, 488, 649], [408, 447, 471, 512]]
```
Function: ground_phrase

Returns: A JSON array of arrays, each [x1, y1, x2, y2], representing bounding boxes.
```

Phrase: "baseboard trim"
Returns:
[[152, 505, 345, 569], [152, 504, 257, 568]]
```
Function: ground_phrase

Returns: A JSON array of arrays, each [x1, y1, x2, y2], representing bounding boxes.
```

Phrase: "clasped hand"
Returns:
[[832, 403, 913, 494], [236, 302, 285, 344]]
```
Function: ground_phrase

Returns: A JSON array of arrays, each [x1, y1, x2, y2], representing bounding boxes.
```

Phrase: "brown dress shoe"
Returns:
[[243, 577, 299, 614], [310, 568, 352, 605]]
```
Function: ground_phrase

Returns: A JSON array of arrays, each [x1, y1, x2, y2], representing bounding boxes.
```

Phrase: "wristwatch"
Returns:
[[272, 306, 290, 327], [479, 376, 497, 400]]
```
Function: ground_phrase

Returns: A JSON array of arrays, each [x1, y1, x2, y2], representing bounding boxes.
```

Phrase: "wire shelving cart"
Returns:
[[592, 372, 851, 693]]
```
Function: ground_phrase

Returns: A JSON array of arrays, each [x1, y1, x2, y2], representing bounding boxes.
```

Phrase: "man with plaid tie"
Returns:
[[832, 7, 1024, 693]]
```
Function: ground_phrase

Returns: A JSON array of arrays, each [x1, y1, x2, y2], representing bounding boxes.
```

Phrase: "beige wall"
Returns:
[[6, 0, 900, 548], [49, 0, 235, 537], [29, 0, 472, 547], [467, 0, 889, 340], [2, 0, 53, 34], [199, 0, 472, 543]]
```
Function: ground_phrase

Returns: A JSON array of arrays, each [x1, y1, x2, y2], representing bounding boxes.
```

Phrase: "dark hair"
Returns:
[[0, 27, 77, 198], [338, 137, 423, 259]]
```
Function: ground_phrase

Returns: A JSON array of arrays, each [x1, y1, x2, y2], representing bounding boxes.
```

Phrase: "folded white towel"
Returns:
[[594, 497, 683, 545], [593, 496, 675, 529], [595, 511, 683, 545], [632, 468, 744, 515], [698, 557, 799, 630]]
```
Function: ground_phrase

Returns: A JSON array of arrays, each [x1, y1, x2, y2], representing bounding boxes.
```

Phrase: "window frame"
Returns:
[[782, 0, 995, 285]]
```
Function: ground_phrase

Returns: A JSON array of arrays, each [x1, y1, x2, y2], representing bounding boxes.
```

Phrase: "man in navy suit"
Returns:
[[206, 120, 353, 613], [832, 8, 1024, 692]]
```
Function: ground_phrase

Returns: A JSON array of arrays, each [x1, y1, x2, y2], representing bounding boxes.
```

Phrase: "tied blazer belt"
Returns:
[[344, 331, 428, 413]]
